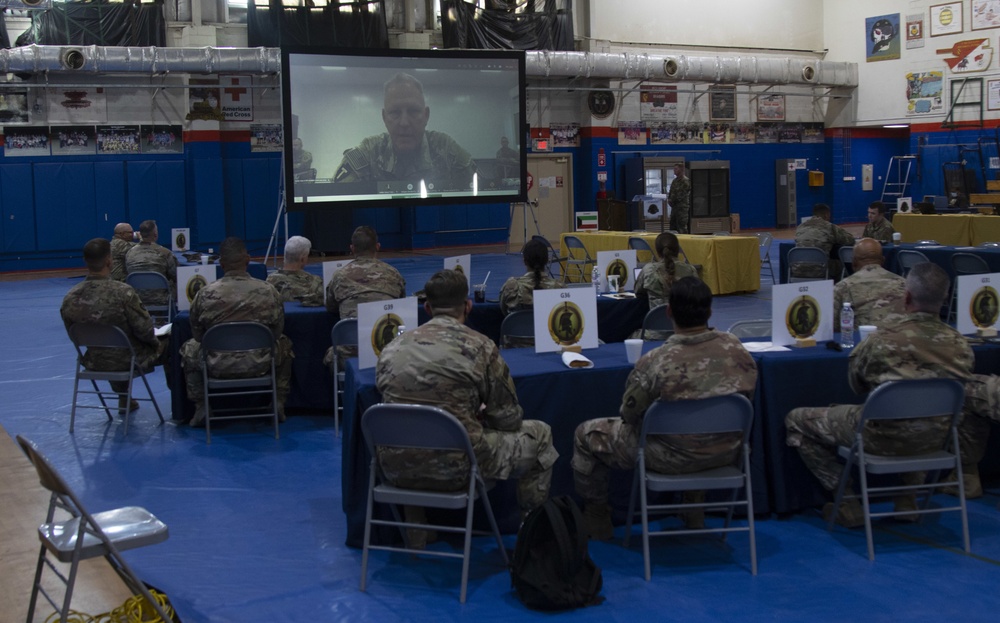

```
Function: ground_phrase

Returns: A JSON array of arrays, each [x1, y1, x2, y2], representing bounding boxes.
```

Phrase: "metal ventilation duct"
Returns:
[[0, 45, 282, 74]]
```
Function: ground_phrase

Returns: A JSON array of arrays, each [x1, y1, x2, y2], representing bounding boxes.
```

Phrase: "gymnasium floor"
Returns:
[[2, 236, 1000, 623]]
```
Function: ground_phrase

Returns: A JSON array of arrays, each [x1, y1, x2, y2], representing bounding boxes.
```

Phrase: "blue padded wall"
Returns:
[[1, 164, 37, 253], [95, 162, 127, 230], [126, 161, 186, 234], [34, 163, 99, 250]]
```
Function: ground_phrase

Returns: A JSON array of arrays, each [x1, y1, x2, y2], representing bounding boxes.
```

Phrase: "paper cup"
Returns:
[[892, 232, 902, 243], [624, 338, 644, 364], [201, 255, 209, 265], [858, 325, 877, 342]]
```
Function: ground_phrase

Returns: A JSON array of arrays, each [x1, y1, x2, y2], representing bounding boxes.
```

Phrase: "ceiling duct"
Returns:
[[657, 54, 854, 87], [0, 45, 283, 75]]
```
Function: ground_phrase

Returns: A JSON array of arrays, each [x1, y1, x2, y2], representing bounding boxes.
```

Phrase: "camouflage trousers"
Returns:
[[785, 404, 949, 492], [571, 416, 740, 505], [669, 208, 689, 234], [87, 336, 170, 394], [959, 373, 1000, 465], [379, 419, 559, 512], [180, 335, 294, 410]]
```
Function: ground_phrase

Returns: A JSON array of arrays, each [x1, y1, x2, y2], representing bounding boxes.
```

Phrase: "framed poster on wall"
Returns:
[[972, 1, 1000, 31], [709, 86, 737, 122], [930, 2, 964, 37]]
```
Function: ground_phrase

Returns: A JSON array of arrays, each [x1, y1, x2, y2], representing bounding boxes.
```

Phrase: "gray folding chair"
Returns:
[[628, 237, 657, 269], [330, 318, 358, 437], [949, 252, 991, 322], [895, 249, 929, 277], [359, 403, 508, 603], [16, 435, 172, 623], [787, 246, 829, 282], [201, 321, 280, 443], [838, 246, 854, 281], [499, 309, 535, 348], [563, 235, 596, 283], [640, 303, 674, 340], [623, 394, 757, 579], [125, 271, 174, 326], [828, 379, 969, 561], [531, 235, 568, 283], [727, 319, 772, 338], [67, 323, 164, 435], [755, 232, 775, 284]]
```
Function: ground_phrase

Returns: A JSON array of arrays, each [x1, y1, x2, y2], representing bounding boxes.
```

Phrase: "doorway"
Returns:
[[508, 154, 574, 248]]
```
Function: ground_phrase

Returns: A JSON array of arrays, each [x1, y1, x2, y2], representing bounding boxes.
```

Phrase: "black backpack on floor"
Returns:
[[510, 496, 604, 610]]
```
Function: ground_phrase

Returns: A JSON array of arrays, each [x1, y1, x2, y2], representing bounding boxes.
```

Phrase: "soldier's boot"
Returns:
[[823, 499, 865, 529], [682, 491, 706, 530], [582, 503, 613, 541], [942, 464, 983, 499], [189, 403, 206, 428], [403, 505, 437, 551], [117, 395, 139, 415]]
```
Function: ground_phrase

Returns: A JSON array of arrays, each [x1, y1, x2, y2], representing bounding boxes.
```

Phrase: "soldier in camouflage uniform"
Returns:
[[833, 238, 906, 327], [332, 73, 477, 189], [500, 239, 560, 311], [949, 374, 1000, 498], [125, 220, 177, 307], [633, 231, 700, 340], [793, 203, 856, 280], [180, 237, 294, 425], [292, 138, 316, 181], [110, 222, 136, 282], [376, 269, 559, 545], [266, 235, 323, 307], [572, 277, 757, 539], [862, 201, 896, 244], [786, 262, 974, 527], [60, 238, 168, 412], [667, 164, 691, 234]]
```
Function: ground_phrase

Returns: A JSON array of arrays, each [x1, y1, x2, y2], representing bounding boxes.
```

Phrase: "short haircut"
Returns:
[[906, 262, 950, 312], [668, 276, 712, 329], [522, 239, 549, 272], [138, 219, 157, 239], [384, 73, 424, 100], [114, 222, 132, 235], [83, 238, 111, 272], [352, 226, 378, 255], [868, 201, 886, 214], [655, 231, 680, 259], [424, 269, 468, 315], [812, 204, 831, 219], [284, 235, 312, 264], [219, 236, 248, 268]]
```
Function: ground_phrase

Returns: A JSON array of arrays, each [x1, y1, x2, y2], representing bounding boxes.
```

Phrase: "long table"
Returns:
[[559, 231, 761, 295], [893, 213, 1000, 246], [340, 338, 1000, 547], [168, 296, 647, 420]]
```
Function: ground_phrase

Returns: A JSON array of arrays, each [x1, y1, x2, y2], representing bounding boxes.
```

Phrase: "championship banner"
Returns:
[[357, 297, 419, 369], [771, 281, 834, 346], [531, 288, 600, 353], [177, 265, 218, 312]]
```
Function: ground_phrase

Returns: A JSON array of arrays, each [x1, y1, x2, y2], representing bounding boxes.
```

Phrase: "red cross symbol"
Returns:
[[223, 78, 247, 102]]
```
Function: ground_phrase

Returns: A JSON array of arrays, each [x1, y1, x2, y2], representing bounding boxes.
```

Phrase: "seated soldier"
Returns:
[[833, 238, 906, 327], [572, 277, 758, 539], [125, 219, 178, 308], [266, 235, 323, 306], [792, 203, 855, 280]]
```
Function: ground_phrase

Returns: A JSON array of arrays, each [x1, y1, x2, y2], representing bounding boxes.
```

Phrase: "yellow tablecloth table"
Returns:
[[892, 213, 972, 245], [969, 215, 1000, 246], [559, 231, 760, 294]]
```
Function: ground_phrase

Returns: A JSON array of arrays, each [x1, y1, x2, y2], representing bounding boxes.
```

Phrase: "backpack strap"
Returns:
[[543, 498, 578, 581], [558, 496, 588, 561]]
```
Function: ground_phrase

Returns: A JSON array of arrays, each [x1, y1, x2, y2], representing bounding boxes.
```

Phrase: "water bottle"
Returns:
[[840, 302, 855, 348], [592, 266, 601, 294], [396, 324, 406, 338]]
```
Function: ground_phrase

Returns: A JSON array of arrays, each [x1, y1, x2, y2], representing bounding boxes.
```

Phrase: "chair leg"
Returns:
[[123, 374, 135, 435], [459, 482, 476, 604], [827, 453, 855, 532], [476, 477, 509, 565], [332, 363, 341, 438], [25, 542, 47, 623], [70, 374, 81, 434], [139, 372, 164, 424], [359, 462, 378, 593], [624, 468, 640, 548], [639, 469, 652, 581], [744, 448, 758, 576], [91, 379, 114, 422], [856, 455, 876, 561]]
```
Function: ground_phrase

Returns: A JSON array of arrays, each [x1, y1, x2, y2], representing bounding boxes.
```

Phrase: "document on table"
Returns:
[[741, 341, 790, 352]]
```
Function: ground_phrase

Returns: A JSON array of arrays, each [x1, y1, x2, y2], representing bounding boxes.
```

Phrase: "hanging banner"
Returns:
[[220, 75, 254, 122]]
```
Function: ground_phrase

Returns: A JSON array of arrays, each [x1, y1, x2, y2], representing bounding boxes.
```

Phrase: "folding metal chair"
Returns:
[[949, 252, 990, 322], [640, 303, 674, 340], [563, 235, 596, 283], [531, 235, 568, 283], [330, 318, 358, 437], [895, 249, 929, 277], [828, 379, 969, 560], [125, 271, 174, 326], [201, 321, 280, 443], [623, 394, 757, 579], [838, 246, 854, 281], [67, 323, 164, 435], [628, 237, 657, 269], [359, 403, 508, 603], [727, 319, 772, 338], [787, 246, 829, 283], [499, 309, 535, 348], [16, 435, 172, 623], [755, 232, 775, 284]]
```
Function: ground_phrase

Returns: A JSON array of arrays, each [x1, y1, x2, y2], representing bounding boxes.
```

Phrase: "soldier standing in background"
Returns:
[[376, 269, 558, 547], [786, 262, 974, 527], [110, 222, 136, 282], [266, 235, 323, 306], [180, 237, 293, 426], [668, 163, 691, 234], [572, 277, 757, 540]]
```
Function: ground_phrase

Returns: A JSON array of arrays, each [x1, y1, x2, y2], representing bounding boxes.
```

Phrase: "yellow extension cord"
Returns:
[[42, 589, 175, 623]]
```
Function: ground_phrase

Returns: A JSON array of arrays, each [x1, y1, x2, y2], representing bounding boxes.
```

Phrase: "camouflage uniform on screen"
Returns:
[[110, 237, 135, 282], [333, 131, 477, 188], [498, 271, 560, 316], [266, 269, 324, 307], [793, 216, 855, 279], [179, 271, 293, 420], [376, 315, 559, 511], [862, 218, 896, 244], [785, 312, 974, 491], [125, 241, 178, 306], [667, 174, 691, 234], [833, 264, 907, 327], [572, 330, 757, 506], [632, 259, 699, 340], [60, 275, 167, 392]]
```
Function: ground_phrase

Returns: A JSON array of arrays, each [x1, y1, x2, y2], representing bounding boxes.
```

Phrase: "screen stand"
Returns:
[[505, 199, 542, 254], [263, 160, 289, 270]]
